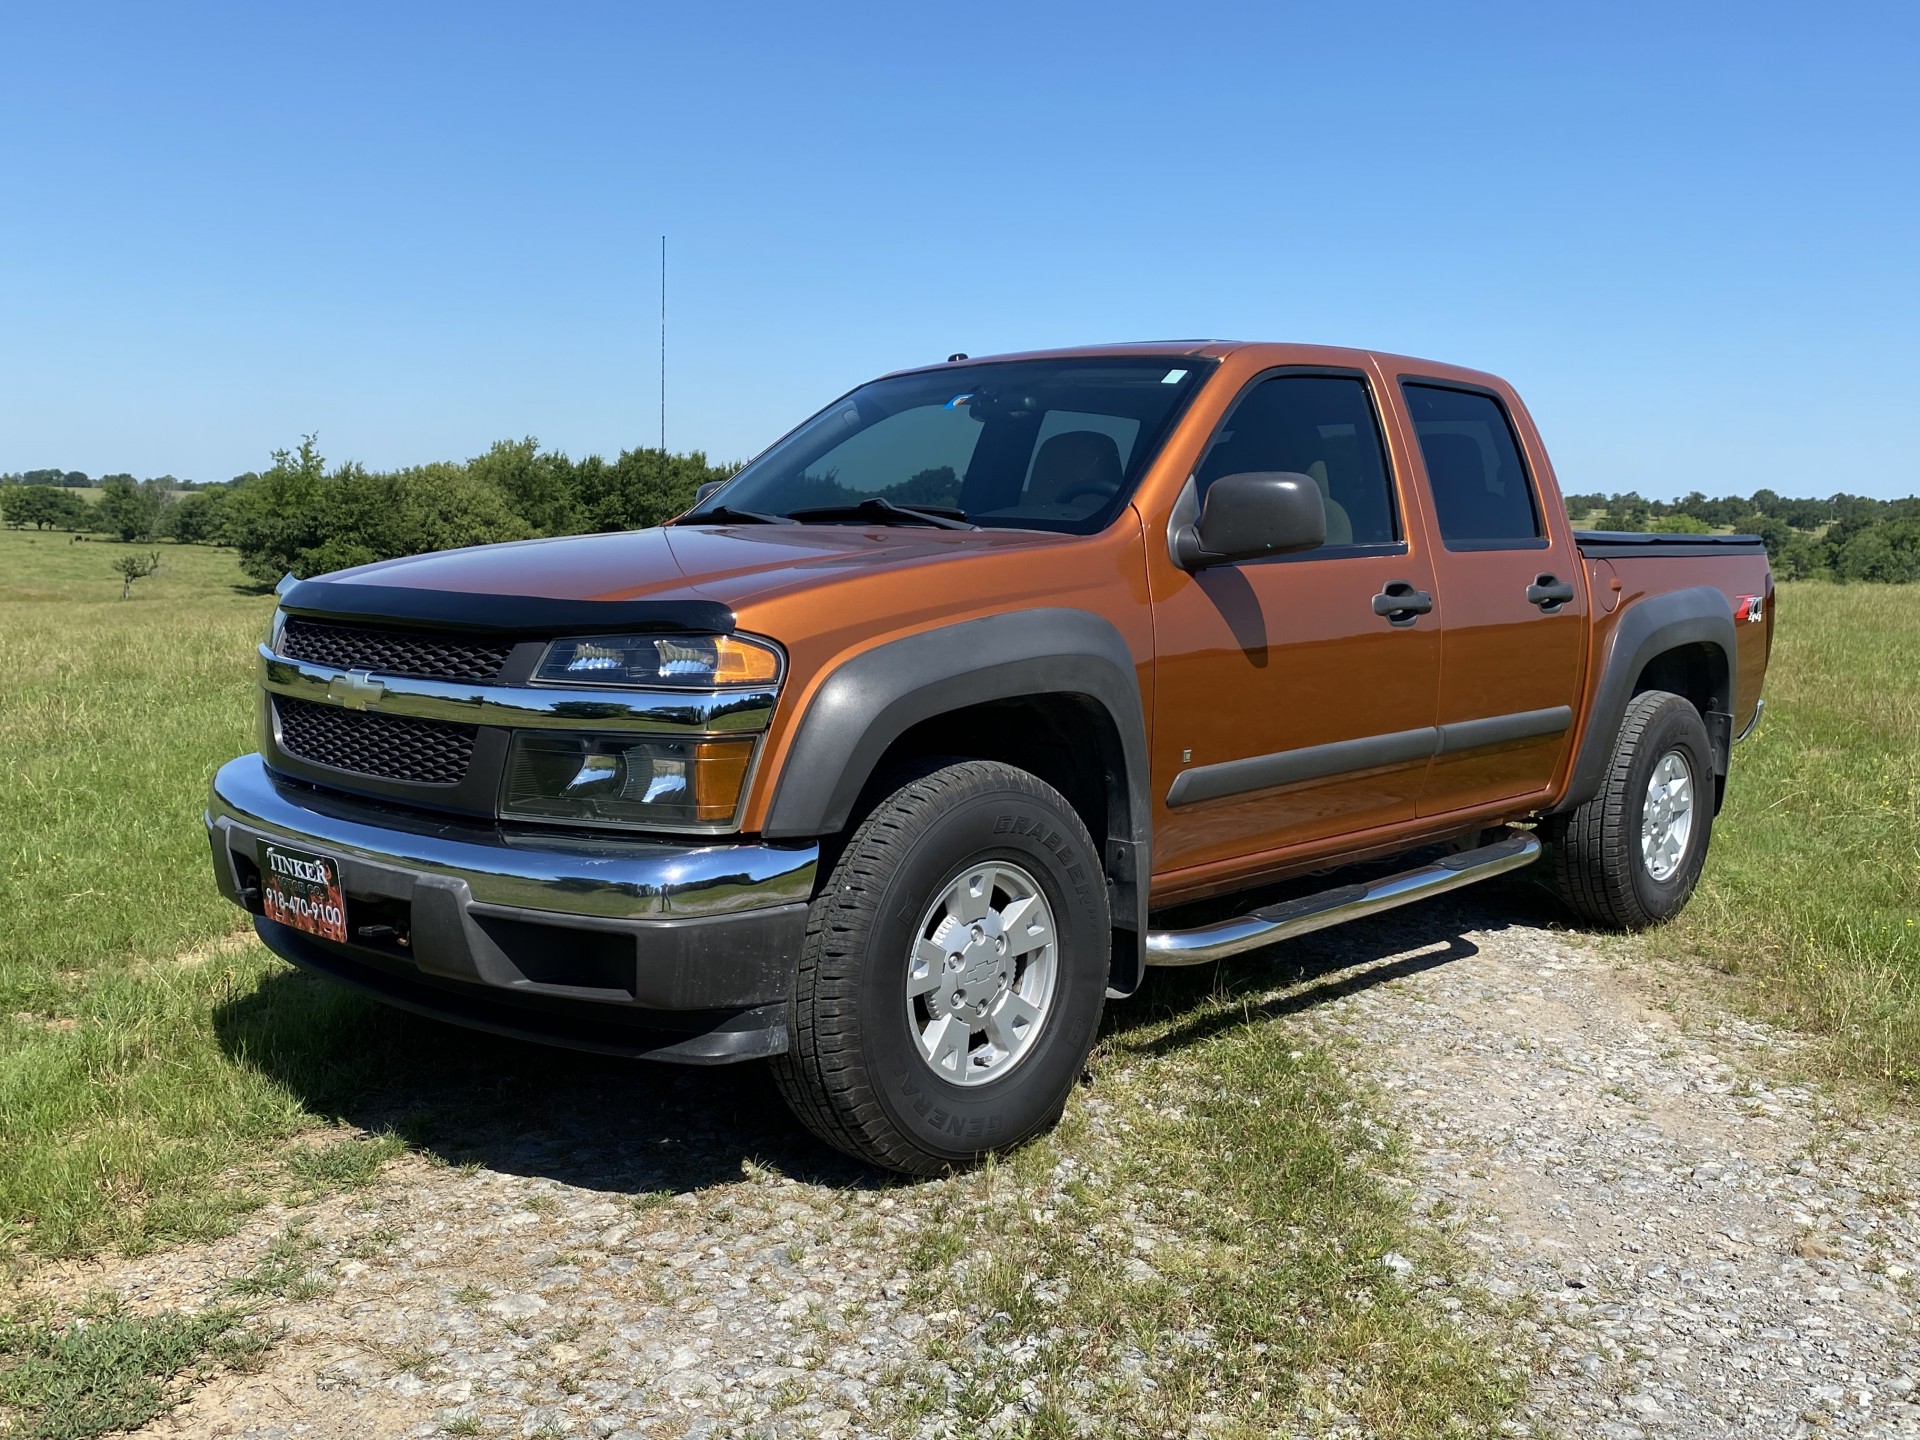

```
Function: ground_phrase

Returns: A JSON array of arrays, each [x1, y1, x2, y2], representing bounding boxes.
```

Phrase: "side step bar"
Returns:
[[1144, 828, 1542, 967]]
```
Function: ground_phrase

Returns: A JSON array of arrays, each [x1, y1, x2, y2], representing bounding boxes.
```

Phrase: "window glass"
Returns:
[[1194, 375, 1398, 547], [698, 359, 1210, 534], [792, 404, 981, 510], [1402, 383, 1542, 546]]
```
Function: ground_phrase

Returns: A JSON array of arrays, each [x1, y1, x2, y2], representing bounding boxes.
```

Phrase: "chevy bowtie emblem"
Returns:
[[327, 669, 386, 710]]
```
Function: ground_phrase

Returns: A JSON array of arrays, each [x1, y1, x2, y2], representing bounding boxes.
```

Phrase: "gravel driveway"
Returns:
[[25, 892, 1919, 1438]]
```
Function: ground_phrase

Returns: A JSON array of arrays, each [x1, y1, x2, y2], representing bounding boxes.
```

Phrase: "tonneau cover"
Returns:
[[1574, 531, 1767, 559]]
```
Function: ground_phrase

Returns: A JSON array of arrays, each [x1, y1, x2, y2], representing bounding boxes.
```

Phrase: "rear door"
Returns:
[[1393, 378, 1587, 815], [1147, 369, 1444, 879]]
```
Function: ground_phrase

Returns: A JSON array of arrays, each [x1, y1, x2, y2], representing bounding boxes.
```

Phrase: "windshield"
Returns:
[[686, 357, 1214, 533]]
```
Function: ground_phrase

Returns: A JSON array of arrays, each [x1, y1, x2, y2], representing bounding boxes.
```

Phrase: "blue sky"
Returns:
[[2, 2, 1914, 499]]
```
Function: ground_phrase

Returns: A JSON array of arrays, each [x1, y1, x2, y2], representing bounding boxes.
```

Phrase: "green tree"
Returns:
[[468, 437, 582, 536], [582, 447, 735, 531], [98, 477, 161, 541], [1834, 517, 1920, 583], [111, 550, 162, 598], [1646, 513, 1713, 534], [222, 437, 332, 582], [224, 438, 533, 581], [164, 488, 230, 545]]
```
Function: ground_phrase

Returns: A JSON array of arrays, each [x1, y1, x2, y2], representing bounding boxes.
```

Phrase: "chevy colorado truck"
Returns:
[[207, 342, 1773, 1174]]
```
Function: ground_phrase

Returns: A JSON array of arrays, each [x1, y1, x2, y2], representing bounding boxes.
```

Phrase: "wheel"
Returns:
[[1549, 689, 1714, 929], [770, 760, 1110, 1176]]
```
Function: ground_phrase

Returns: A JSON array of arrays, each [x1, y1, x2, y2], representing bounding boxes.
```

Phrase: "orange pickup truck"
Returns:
[[207, 342, 1773, 1173]]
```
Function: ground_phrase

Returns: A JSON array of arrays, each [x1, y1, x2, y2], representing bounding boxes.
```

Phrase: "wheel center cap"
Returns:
[[952, 921, 1010, 1007]]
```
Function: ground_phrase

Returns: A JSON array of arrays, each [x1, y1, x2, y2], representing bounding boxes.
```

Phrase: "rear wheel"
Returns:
[[771, 760, 1109, 1176], [1549, 689, 1714, 929]]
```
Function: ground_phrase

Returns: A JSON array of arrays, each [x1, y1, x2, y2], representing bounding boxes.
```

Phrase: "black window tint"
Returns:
[[1194, 375, 1398, 547], [1402, 384, 1542, 547]]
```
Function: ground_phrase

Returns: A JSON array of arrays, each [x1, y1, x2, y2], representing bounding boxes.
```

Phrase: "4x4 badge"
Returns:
[[326, 669, 386, 710]]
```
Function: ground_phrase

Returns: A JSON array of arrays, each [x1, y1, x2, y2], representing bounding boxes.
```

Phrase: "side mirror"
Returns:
[[693, 480, 725, 506], [1171, 472, 1327, 570]]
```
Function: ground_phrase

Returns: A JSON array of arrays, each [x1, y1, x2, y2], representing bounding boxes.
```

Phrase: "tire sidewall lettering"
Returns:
[[862, 788, 1106, 1160]]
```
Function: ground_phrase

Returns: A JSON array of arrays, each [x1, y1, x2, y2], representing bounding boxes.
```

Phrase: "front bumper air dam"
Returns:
[[206, 754, 818, 1063]]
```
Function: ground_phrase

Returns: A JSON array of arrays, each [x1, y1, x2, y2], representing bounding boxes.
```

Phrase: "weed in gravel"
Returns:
[[229, 1224, 331, 1302], [441, 1416, 482, 1437], [284, 1133, 403, 1196], [452, 1283, 491, 1307], [0, 1298, 269, 1440]]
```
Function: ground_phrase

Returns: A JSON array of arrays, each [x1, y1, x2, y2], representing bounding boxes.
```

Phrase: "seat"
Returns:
[[1305, 461, 1353, 546], [1025, 431, 1123, 508]]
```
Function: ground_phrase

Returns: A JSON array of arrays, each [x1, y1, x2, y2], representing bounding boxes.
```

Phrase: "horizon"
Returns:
[[3, 1, 1915, 502]]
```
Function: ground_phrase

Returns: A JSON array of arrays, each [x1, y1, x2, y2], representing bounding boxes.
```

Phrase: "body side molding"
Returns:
[[1165, 706, 1574, 808]]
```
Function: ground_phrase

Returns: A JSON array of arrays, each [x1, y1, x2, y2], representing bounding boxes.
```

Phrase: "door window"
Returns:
[[1194, 375, 1399, 548], [1402, 383, 1543, 548]]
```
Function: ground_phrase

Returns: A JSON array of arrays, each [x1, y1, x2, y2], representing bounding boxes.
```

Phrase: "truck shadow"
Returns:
[[212, 972, 880, 1197], [212, 875, 1572, 1200]]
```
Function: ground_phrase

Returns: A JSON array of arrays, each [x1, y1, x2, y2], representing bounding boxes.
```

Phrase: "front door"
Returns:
[[1148, 370, 1444, 883], [1395, 379, 1588, 815]]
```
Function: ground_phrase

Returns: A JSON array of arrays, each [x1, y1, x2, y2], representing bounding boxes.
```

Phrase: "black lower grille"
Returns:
[[280, 617, 513, 684], [275, 696, 476, 785]]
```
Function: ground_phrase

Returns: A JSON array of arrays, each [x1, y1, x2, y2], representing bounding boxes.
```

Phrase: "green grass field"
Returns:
[[1653, 583, 1920, 1085]]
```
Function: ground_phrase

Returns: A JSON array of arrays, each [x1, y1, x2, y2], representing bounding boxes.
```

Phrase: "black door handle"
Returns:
[[1372, 580, 1434, 627], [1526, 574, 1576, 612]]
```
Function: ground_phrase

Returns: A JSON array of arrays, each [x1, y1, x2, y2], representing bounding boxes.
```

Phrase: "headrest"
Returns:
[[1027, 431, 1123, 505]]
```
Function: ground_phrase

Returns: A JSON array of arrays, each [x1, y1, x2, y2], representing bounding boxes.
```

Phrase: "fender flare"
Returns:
[[761, 608, 1152, 992], [1552, 585, 1737, 815]]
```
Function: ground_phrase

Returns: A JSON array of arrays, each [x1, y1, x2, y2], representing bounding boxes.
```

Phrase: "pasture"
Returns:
[[0, 526, 1914, 1433]]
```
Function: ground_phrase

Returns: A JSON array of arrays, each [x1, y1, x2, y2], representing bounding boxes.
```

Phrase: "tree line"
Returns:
[[1563, 489, 1920, 582], [7, 451, 1919, 584], [0, 438, 736, 584]]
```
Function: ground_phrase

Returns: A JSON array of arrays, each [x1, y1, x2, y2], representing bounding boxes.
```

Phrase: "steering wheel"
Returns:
[[1056, 479, 1119, 505]]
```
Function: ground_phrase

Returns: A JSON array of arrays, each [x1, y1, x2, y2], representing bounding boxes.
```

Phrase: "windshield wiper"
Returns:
[[786, 497, 977, 530], [684, 504, 798, 526]]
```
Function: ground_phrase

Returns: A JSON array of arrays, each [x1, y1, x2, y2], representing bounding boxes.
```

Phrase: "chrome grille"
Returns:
[[280, 617, 514, 684], [275, 696, 476, 785]]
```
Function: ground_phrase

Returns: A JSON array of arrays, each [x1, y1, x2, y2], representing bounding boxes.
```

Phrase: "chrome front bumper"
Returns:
[[208, 752, 816, 919], [205, 754, 819, 1061]]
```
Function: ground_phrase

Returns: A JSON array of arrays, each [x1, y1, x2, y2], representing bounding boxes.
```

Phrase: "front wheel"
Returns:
[[1549, 689, 1715, 929], [771, 761, 1110, 1176]]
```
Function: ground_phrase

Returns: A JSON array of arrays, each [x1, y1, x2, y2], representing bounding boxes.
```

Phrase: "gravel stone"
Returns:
[[1289, 891, 1920, 1438]]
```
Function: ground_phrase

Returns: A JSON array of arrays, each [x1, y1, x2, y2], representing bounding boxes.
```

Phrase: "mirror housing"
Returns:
[[1171, 472, 1327, 570], [693, 480, 726, 506]]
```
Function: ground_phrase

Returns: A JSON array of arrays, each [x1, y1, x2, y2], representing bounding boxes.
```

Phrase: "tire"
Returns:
[[770, 760, 1110, 1176], [1549, 689, 1714, 929]]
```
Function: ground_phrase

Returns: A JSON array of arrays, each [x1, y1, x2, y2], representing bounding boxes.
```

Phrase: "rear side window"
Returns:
[[1194, 374, 1399, 548], [1402, 383, 1542, 548]]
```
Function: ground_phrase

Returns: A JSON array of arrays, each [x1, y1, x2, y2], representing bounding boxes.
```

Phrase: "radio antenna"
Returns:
[[659, 235, 667, 453]]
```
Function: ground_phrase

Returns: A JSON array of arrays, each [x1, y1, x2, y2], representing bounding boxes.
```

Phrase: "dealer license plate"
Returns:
[[260, 843, 348, 943]]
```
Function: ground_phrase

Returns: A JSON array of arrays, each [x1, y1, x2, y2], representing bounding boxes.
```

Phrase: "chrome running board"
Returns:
[[1144, 828, 1542, 967]]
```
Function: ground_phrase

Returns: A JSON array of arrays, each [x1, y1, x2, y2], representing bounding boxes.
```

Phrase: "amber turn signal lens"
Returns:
[[708, 636, 782, 686], [690, 738, 754, 821]]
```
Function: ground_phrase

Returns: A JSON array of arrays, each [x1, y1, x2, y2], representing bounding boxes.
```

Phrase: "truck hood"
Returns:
[[325, 523, 1072, 614]]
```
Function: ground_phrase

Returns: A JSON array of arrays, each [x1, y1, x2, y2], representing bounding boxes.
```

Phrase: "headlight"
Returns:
[[534, 633, 781, 689], [500, 732, 754, 827]]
